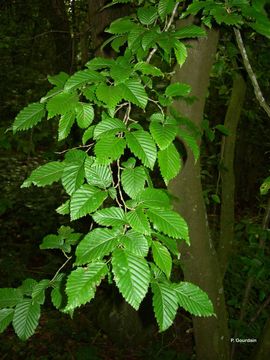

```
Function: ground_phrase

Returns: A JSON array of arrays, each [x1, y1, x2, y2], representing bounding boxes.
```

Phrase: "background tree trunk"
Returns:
[[168, 27, 230, 360], [253, 317, 270, 360], [43, 0, 72, 73], [218, 73, 246, 278]]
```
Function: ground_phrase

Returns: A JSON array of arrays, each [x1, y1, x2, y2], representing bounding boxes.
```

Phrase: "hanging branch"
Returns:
[[234, 28, 270, 118]]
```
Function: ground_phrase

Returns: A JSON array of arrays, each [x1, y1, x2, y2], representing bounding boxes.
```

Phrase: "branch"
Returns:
[[146, 1, 180, 63], [234, 28, 270, 118]]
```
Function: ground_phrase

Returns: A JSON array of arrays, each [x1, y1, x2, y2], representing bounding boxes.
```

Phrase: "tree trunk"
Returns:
[[218, 73, 246, 278], [253, 317, 270, 360], [168, 28, 230, 360]]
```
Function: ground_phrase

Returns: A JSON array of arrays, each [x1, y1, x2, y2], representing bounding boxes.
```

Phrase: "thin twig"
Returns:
[[55, 144, 93, 154], [50, 255, 72, 283], [146, 2, 180, 63], [234, 28, 270, 118]]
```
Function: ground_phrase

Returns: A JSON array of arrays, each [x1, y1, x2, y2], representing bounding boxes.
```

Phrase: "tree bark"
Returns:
[[43, 0, 72, 73], [168, 28, 230, 360], [253, 317, 270, 360], [218, 73, 246, 278]]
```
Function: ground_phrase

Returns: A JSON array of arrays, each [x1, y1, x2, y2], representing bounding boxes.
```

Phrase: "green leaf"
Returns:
[[158, 0, 175, 20], [174, 41, 188, 67], [0, 289, 23, 308], [147, 208, 189, 242], [93, 207, 126, 227], [174, 282, 214, 316], [82, 126, 95, 145], [76, 103, 94, 129], [107, 18, 135, 34], [46, 92, 78, 119], [48, 71, 69, 87], [64, 69, 104, 92], [86, 57, 115, 70], [110, 62, 132, 83], [165, 82, 191, 97], [21, 161, 65, 188], [215, 124, 229, 136], [134, 62, 163, 77], [62, 156, 86, 195], [152, 282, 178, 331], [119, 79, 148, 109], [76, 228, 119, 264], [65, 263, 107, 311], [260, 176, 270, 195], [85, 159, 112, 189], [121, 230, 149, 257], [137, 6, 158, 25], [127, 208, 151, 235], [174, 25, 206, 39], [51, 288, 63, 310], [112, 249, 150, 310], [149, 121, 177, 150], [94, 136, 126, 164], [178, 128, 200, 161], [0, 308, 14, 333], [93, 116, 126, 140], [158, 143, 182, 184], [32, 280, 50, 305], [96, 83, 123, 109], [19, 279, 37, 296], [56, 199, 70, 215], [13, 299, 41, 340], [13, 103, 45, 133], [58, 111, 76, 141], [40, 234, 61, 250], [151, 241, 172, 278], [141, 29, 159, 51], [51, 274, 65, 310], [70, 184, 107, 221], [121, 166, 146, 198], [154, 233, 179, 257], [136, 188, 171, 209], [126, 130, 156, 169]]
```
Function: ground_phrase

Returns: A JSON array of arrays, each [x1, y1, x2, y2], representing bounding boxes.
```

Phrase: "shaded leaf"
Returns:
[[13, 299, 40, 341], [0, 289, 23, 308], [0, 308, 14, 333]]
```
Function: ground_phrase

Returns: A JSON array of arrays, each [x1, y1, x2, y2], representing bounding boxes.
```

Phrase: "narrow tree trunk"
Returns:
[[168, 28, 230, 360], [43, 0, 72, 73], [253, 317, 270, 360], [218, 73, 246, 278]]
